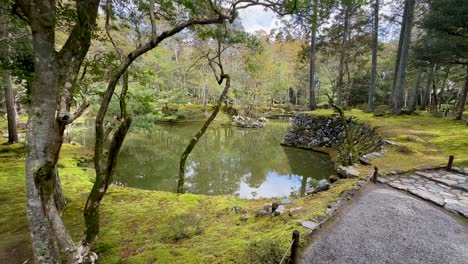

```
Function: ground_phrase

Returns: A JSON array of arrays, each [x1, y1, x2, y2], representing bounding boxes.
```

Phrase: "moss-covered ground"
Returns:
[[307, 109, 468, 171], [0, 118, 359, 263], [1, 109, 466, 263]]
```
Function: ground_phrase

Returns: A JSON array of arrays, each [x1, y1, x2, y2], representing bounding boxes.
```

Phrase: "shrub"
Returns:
[[373, 105, 389, 116], [166, 213, 204, 241], [244, 239, 289, 264]]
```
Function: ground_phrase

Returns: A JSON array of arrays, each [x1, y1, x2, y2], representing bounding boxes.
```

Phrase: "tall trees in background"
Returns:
[[3, 71, 18, 142], [367, 0, 379, 112], [391, 0, 415, 114]]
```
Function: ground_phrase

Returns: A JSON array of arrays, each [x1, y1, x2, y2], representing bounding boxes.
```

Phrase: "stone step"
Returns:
[[414, 171, 466, 191]]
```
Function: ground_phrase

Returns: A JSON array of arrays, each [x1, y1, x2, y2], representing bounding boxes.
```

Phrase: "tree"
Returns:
[[419, 0, 468, 119], [367, 0, 379, 112], [2, 71, 18, 142], [15, 0, 273, 262], [391, 0, 416, 114]]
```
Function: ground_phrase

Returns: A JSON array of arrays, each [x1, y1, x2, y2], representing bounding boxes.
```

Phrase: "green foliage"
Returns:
[[244, 239, 289, 264], [166, 213, 204, 241], [373, 105, 389, 116], [308, 178, 320, 188]]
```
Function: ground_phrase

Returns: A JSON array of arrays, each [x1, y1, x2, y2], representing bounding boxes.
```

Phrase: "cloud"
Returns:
[[238, 6, 280, 33]]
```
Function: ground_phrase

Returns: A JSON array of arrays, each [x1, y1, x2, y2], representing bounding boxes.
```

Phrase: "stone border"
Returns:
[[300, 174, 374, 237]]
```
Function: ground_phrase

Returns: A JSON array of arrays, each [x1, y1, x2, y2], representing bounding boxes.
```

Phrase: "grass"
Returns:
[[307, 109, 468, 172]]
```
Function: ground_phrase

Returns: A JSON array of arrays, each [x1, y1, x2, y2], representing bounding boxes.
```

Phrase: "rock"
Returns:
[[336, 166, 360, 178], [408, 189, 445, 206], [240, 213, 250, 221], [300, 221, 318, 230], [273, 205, 286, 216], [272, 202, 279, 212], [388, 182, 409, 191], [444, 174, 466, 182], [435, 178, 458, 186], [289, 207, 302, 214], [383, 139, 400, 146], [280, 198, 294, 205], [444, 201, 468, 217], [258, 117, 268, 122], [262, 203, 273, 213], [456, 183, 468, 192], [359, 156, 371, 165], [232, 206, 242, 213], [308, 179, 330, 195], [255, 209, 271, 217]]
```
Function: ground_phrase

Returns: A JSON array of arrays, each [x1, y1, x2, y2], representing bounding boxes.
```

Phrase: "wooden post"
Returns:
[[290, 230, 300, 264], [372, 166, 378, 184], [447, 155, 454, 171]]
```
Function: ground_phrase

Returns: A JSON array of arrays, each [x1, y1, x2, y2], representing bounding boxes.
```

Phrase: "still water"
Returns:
[[78, 120, 334, 198]]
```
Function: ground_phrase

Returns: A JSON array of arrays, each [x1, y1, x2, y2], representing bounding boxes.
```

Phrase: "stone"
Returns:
[[273, 205, 286, 216], [262, 203, 273, 213], [289, 207, 302, 214], [408, 189, 445, 206], [300, 221, 318, 230], [383, 139, 400, 146], [436, 178, 458, 186], [272, 202, 279, 212], [376, 177, 388, 184], [444, 174, 466, 182], [308, 179, 330, 194], [400, 178, 415, 184], [444, 201, 468, 218], [359, 156, 371, 165], [232, 206, 242, 213], [255, 209, 271, 217], [336, 166, 360, 178], [258, 117, 268, 122], [388, 182, 409, 191], [280, 198, 294, 205], [456, 183, 468, 192], [415, 171, 434, 179], [240, 213, 250, 221]]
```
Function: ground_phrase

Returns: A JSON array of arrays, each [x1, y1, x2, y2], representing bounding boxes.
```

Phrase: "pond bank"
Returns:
[[0, 134, 364, 263]]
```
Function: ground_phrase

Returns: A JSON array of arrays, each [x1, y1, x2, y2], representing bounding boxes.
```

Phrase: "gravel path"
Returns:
[[300, 185, 468, 264]]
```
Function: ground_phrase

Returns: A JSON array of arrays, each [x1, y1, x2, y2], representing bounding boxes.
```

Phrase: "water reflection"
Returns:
[[78, 120, 334, 198]]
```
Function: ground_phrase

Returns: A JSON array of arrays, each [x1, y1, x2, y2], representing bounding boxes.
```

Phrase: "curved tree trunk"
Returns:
[[368, 0, 379, 112], [3, 71, 18, 143], [177, 75, 231, 193]]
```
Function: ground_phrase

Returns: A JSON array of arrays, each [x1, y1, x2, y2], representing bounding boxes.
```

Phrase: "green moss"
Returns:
[[2, 110, 466, 263], [306, 109, 468, 170]]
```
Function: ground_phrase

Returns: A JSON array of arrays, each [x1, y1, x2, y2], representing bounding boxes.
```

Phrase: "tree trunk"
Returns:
[[438, 65, 451, 111], [309, 4, 318, 110], [421, 64, 435, 110], [392, 0, 416, 114], [3, 71, 18, 143], [336, 4, 350, 106], [178, 75, 231, 193], [455, 66, 468, 120], [367, 0, 379, 112], [409, 66, 423, 112]]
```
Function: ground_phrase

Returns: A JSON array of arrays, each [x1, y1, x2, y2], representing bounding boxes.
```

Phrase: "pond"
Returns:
[[76, 120, 335, 198]]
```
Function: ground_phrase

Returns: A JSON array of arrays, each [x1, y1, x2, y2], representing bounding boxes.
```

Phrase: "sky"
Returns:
[[238, 6, 280, 33]]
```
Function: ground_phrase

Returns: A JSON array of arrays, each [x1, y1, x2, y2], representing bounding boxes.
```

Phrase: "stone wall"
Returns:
[[283, 114, 383, 162]]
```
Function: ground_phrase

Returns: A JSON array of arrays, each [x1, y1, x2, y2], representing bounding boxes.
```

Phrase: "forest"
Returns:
[[0, 0, 467, 263]]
